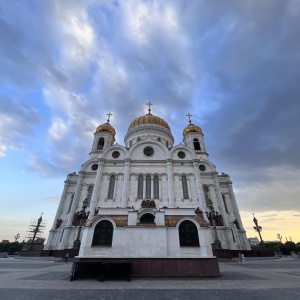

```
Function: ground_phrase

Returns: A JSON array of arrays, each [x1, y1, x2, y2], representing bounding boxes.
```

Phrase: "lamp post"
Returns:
[[207, 200, 222, 249], [253, 214, 265, 250], [277, 233, 282, 243], [73, 198, 89, 249]]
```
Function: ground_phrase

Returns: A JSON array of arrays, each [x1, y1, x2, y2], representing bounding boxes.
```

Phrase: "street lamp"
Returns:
[[73, 198, 89, 249], [253, 214, 265, 250], [277, 233, 282, 243], [206, 200, 222, 249]]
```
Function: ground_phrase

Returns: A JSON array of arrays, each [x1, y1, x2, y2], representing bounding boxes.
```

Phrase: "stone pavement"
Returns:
[[0, 256, 299, 299]]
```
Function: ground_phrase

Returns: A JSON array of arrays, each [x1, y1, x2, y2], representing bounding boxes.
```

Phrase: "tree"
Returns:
[[14, 233, 20, 242]]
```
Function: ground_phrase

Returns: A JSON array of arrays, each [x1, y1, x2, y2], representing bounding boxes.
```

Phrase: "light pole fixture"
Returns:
[[277, 233, 282, 243], [73, 198, 89, 249], [253, 214, 265, 250], [206, 199, 222, 249]]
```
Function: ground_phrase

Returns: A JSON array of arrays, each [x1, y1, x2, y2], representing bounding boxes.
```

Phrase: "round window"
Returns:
[[91, 164, 98, 171], [143, 146, 154, 156], [178, 151, 186, 159], [112, 151, 120, 158], [199, 164, 206, 171]]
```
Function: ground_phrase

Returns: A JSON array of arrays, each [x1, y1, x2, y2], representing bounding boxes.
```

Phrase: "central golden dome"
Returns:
[[128, 113, 171, 131]]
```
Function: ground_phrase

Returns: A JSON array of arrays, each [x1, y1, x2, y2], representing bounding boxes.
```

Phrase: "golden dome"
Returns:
[[96, 123, 116, 135], [183, 123, 202, 135], [128, 114, 171, 131]]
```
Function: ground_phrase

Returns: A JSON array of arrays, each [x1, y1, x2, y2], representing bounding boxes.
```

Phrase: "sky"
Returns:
[[0, 0, 299, 245]]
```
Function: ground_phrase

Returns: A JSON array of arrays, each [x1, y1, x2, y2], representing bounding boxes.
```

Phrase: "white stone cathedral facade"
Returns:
[[45, 106, 250, 258]]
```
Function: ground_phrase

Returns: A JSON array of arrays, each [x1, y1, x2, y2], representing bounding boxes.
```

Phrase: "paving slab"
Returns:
[[0, 257, 299, 299]]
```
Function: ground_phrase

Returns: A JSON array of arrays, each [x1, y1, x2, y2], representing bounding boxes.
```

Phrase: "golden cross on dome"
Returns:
[[106, 112, 113, 123], [186, 113, 192, 124], [146, 101, 153, 115]]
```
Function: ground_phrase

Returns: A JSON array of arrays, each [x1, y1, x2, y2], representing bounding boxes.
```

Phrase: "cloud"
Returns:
[[0, 95, 41, 156], [0, 0, 299, 220]]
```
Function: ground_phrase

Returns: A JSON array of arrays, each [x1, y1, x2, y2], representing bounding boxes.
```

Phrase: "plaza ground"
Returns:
[[0, 256, 299, 299]]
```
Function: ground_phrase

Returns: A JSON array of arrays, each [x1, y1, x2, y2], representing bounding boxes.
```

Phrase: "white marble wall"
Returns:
[[79, 213, 214, 258]]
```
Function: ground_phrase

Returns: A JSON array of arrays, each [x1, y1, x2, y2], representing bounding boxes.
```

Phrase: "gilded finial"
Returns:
[[186, 113, 192, 124], [106, 112, 113, 123], [146, 101, 153, 115]]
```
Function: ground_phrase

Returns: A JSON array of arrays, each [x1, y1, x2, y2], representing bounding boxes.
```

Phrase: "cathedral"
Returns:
[[45, 103, 250, 268]]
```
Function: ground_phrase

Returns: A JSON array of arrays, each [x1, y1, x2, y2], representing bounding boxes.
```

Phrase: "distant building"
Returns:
[[45, 105, 250, 258], [248, 237, 260, 246], [1, 240, 9, 244]]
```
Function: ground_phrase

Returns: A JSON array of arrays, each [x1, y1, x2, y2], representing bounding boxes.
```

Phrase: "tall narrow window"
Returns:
[[203, 186, 210, 205], [222, 194, 229, 213], [146, 175, 151, 198], [166, 141, 169, 148], [137, 175, 143, 199], [154, 175, 159, 199], [182, 175, 189, 199], [193, 138, 201, 150], [67, 194, 74, 213], [92, 220, 114, 246], [108, 175, 115, 198], [87, 185, 93, 205], [97, 137, 104, 149], [60, 228, 65, 242], [179, 220, 200, 246], [231, 229, 236, 243]]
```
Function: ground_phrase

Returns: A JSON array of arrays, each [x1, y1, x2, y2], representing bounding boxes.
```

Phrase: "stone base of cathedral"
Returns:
[[73, 257, 220, 277]]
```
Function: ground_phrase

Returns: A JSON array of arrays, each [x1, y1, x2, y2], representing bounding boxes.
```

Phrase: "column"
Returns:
[[66, 172, 85, 226], [113, 175, 118, 201], [211, 172, 229, 226], [192, 160, 208, 219], [121, 159, 131, 207], [223, 192, 231, 214], [187, 176, 191, 201], [89, 159, 105, 217], [143, 175, 146, 199], [51, 180, 70, 230], [159, 177, 162, 201], [166, 159, 174, 207], [151, 175, 154, 200], [227, 181, 244, 230]]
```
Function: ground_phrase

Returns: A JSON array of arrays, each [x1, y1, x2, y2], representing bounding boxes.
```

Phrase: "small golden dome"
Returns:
[[183, 123, 202, 135], [128, 114, 171, 131], [96, 123, 116, 135]]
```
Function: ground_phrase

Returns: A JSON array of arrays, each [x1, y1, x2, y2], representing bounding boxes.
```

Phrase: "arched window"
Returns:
[[182, 175, 189, 199], [67, 194, 74, 213], [92, 220, 113, 246], [193, 138, 201, 150], [222, 194, 229, 213], [137, 175, 143, 199], [231, 229, 236, 243], [179, 220, 200, 246], [146, 175, 151, 199], [107, 175, 115, 198], [129, 140, 132, 147], [97, 137, 104, 149], [87, 185, 93, 205], [140, 213, 155, 224], [154, 175, 159, 199], [166, 141, 169, 148]]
